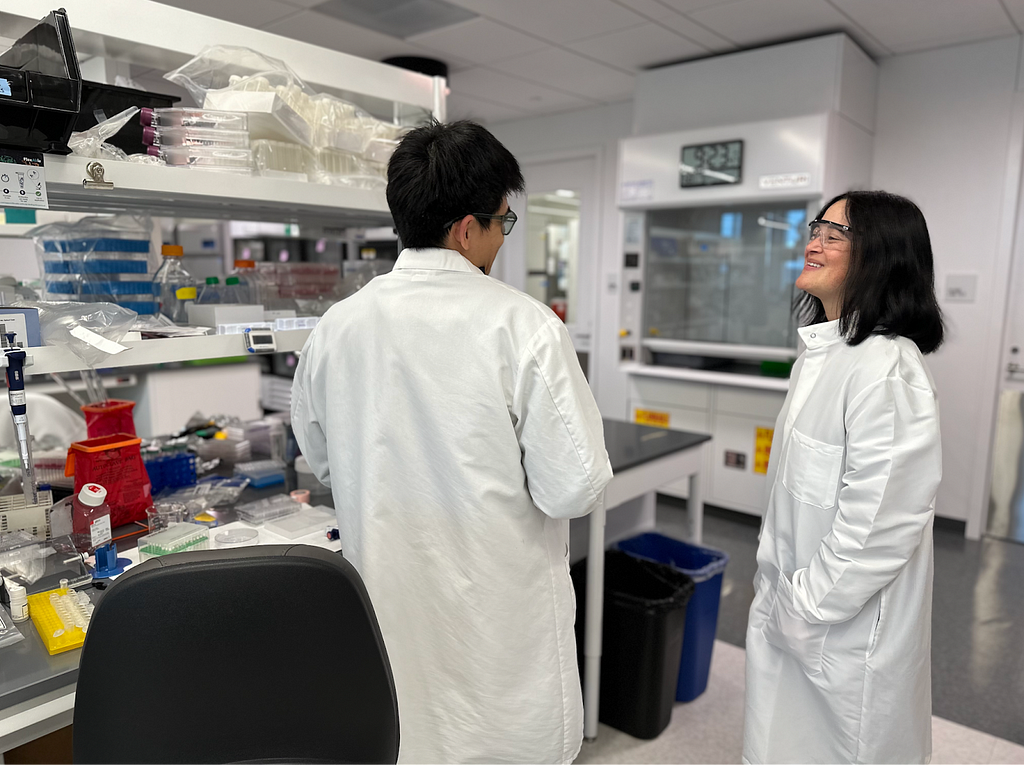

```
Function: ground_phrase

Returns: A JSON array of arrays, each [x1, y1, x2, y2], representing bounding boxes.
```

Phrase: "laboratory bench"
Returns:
[[0, 418, 710, 752]]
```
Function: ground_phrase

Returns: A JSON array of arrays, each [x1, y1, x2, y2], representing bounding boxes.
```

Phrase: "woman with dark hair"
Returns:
[[743, 191, 944, 764]]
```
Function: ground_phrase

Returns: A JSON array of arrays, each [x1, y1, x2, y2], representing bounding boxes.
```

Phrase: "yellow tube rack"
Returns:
[[27, 588, 87, 655]]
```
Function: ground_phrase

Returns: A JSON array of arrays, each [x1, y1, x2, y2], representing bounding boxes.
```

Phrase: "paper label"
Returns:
[[90, 514, 112, 548], [0, 150, 48, 209], [8, 390, 25, 407], [69, 325, 129, 355], [621, 179, 654, 202], [635, 408, 670, 428], [754, 427, 774, 474], [759, 173, 810, 190]]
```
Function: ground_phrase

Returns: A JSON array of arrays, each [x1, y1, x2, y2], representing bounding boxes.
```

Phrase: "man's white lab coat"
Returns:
[[744, 320, 941, 764], [292, 248, 612, 764]]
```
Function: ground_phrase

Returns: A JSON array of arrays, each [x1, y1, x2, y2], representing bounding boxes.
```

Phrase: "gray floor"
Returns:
[[654, 496, 1024, 747]]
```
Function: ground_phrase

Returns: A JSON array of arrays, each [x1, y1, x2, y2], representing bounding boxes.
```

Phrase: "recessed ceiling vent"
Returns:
[[312, 0, 477, 39]]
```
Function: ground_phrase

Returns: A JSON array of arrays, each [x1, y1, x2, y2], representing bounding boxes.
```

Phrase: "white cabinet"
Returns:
[[627, 369, 786, 515]]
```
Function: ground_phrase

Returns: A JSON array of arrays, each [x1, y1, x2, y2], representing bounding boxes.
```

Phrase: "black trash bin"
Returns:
[[572, 550, 695, 739]]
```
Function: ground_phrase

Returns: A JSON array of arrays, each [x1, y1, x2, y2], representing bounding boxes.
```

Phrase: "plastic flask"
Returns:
[[71, 483, 113, 554], [153, 244, 197, 324], [231, 259, 260, 304], [198, 276, 221, 304]]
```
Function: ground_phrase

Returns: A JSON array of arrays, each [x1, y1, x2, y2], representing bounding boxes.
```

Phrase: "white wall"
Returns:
[[491, 34, 1024, 536], [490, 101, 634, 416], [871, 35, 1024, 530]]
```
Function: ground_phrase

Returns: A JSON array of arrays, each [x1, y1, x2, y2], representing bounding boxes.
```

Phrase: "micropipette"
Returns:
[[4, 334, 37, 505]]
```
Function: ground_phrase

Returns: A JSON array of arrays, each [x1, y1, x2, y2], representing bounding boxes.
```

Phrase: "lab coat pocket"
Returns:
[[761, 574, 829, 676], [781, 429, 844, 509]]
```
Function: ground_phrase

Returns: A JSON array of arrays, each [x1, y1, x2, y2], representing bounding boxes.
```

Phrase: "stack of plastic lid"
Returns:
[[235, 494, 299, 525], [233, 459, 286, 489], [257, 262, 341, 301], [142, 108, 252, 175]]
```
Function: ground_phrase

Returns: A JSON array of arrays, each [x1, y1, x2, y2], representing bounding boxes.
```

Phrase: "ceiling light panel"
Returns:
[[312, 0, 478, 38]]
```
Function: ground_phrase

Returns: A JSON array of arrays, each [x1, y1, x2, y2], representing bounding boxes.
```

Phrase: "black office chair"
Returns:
[[73, 545, 399, 764]]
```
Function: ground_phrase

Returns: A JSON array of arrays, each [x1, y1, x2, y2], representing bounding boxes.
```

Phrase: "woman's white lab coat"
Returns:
[[292, 249, 612, 764], [743, 320, 941, 764]]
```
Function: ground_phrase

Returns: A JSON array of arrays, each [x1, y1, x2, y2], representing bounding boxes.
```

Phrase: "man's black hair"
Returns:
[[795, 190, 945, 354], [386, 120, 525, 249]]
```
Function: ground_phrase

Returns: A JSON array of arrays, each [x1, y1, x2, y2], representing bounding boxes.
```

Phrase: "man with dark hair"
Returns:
[[293, 120, 612, 763]]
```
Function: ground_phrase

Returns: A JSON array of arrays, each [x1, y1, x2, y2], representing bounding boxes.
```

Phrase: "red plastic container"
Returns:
[[65, 434, 152, 527], [81, 400, 137, 439]]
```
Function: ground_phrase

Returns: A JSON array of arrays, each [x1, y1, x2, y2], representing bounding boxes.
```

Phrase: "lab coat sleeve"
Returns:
[[786, 377, 941, 624], [512, 318, 613, 520], [290, 330, 332, 487]]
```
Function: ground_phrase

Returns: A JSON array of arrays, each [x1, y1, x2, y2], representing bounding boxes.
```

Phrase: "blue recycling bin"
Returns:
[[616, 533, 729, 702]]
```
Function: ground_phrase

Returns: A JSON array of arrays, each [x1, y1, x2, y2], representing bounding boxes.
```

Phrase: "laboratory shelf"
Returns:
[[24, 329, 312, 375], [0, 0, 444, 123], [622, 362, 791, 392], [42, 155, 392, 228]]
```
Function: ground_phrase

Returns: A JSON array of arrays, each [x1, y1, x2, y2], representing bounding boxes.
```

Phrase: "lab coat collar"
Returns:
[[394, 248, 484, 275], [798, 319, 843, 350]]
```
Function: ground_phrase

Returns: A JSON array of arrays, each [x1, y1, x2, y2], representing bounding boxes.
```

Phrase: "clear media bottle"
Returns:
[[153, 244, 197, 323], [198, 276, 221, 304], [222, 276, 242, 304], [71, 483, 112, 554]]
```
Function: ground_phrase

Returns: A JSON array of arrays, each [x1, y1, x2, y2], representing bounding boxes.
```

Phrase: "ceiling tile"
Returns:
[[657, 0, 744, 12], [155, 0, 300, 28], [1003, 0, 1024, 31], [409, 18, 547, 64], [278, 0, 334, 8], [445, 93, 530, 123], [568, 23, 708, 71], [831, 0, 1017, 54], [449, 67, 593, 112], [264, 10, 473, 66], [645, 9, 737, 52], [687, 0, 856, 46], [497, 47, 635, 102], [442, 0, 648, 43]]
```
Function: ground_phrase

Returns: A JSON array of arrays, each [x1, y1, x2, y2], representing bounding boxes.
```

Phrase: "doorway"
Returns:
[[499, 153, 599, 377]]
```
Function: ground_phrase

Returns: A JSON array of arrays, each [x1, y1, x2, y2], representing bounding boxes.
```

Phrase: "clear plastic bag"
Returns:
[[163, 46, 312, 107], [27, 214, 157, 316], [15, 301, 138, 369], [68, 107, 140, 161]]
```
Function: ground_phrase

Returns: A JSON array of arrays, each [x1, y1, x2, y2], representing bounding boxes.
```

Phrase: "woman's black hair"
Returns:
[[386, 119, 524, 249], [794, 190, 944, 354]]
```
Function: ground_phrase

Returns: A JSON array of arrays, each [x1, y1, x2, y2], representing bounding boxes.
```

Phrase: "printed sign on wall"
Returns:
[[635, 408, 670, 428], [754, 427, 774, 474]]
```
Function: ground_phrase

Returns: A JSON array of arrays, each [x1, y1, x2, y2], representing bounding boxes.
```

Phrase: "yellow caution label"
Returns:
[[175, 287, 197, 300], [635, 408, 670, 428], [754, 427, 774, 474]]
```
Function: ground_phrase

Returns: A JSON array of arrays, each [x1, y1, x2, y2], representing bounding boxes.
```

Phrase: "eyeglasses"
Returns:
[[444, 209, 518, 236], [807, 218, 852, 249]]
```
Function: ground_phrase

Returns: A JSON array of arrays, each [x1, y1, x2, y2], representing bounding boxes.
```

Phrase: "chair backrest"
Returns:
[[73, 545, 399, 764]]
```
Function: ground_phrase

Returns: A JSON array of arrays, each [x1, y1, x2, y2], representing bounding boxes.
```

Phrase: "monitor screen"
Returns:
[[0, 79, 11, 98]]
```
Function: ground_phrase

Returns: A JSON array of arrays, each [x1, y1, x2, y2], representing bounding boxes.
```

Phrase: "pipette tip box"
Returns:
[[137, 523, 210, 561]]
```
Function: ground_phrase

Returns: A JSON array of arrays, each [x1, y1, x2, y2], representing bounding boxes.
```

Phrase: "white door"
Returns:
[[498, 155, 599, 364]]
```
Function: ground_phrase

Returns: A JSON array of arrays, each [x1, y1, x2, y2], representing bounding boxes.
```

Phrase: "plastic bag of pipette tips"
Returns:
[[15, 301, 138, 369], [68, 107, 139, 161], [0, 606, 25, 650], [26, 214, 157, 318]]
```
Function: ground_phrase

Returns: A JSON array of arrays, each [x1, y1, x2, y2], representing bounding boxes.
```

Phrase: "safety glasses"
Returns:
[[807, 218, 852, 249], [445, 209, 518, 236]]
